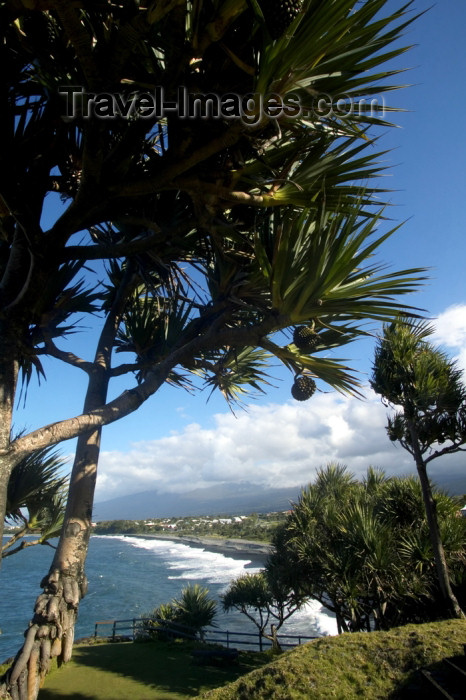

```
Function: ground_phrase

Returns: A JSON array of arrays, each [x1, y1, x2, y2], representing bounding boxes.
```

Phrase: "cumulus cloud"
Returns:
[[93, 302, 466, 501], [96, 387, 464, 500], [432, 303, 466, 373]]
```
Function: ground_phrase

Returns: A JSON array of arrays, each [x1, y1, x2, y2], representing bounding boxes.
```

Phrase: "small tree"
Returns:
[[143, 584, 217, 641], [222, 571, 305, 651], [371, 320, 466, 619], [175, 584, 217, 640]]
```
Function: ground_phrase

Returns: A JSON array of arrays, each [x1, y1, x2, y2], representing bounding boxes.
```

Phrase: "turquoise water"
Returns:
[[0, 535, 336, 661]]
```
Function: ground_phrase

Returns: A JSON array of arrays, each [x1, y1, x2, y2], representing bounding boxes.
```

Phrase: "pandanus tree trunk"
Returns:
[[268, 624, 282, 653], [0, 351, 19, 547], [3, 401, 106, 699], [2, 273, 134, 699], [408, 422, 464, 620]]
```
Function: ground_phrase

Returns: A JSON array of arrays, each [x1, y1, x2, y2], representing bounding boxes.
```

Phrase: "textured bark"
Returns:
[[1, 426, 100, 699], [408, 422, 464, 620], [2, 272, 133, 700], [0, 350, 19, 549]]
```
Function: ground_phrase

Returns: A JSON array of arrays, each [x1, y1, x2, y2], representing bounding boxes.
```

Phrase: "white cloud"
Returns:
[[433, 303, 466, 373], [96, 387, 464, 500], [93, 302, 466, 501]]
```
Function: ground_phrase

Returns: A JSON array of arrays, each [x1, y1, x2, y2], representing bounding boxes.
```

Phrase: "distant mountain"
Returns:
[[93, 470, 466, 521], [93, 482, 301, 520], [436, 473, 466, 498]]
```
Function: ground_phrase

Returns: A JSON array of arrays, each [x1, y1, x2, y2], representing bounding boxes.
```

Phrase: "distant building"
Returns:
[[460, 505, 466, 518]]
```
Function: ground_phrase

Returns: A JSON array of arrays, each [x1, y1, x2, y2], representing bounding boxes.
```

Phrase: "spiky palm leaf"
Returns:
[[3, 443, 68, 557], [5, 445, 67, 522], [255, 206, 423, 324], [2, 1, 427, 412], [202, 346, 273, 406], [228, 203, 424, 394], [18, 262, 100, 394], [115, 290, 196, 385], [173, 583, 218, 634], [27, 489, 66, 542]]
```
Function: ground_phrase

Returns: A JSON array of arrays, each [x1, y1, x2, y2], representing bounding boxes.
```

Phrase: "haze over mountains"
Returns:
[[93, 482, 301, 520], [93, 473, 466, 521]]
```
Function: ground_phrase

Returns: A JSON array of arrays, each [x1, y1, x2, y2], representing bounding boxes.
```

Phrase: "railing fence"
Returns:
[[93, 617, 318, 652]]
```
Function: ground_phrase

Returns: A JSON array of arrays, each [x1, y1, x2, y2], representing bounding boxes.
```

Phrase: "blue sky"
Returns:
[[13, 1, 466, 500]]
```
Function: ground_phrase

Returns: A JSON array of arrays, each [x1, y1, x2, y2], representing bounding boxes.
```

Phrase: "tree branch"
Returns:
[[42, 341, 93, 374], [174, 179, 274, 207], [425, 442, 466, 465], [111, 123, 243, 198], [58, 235, 160, 262], [2, 537, 44, 559], [196, 0, 248, 55], [6, 313, 282, 459], [2, 525, 29, 553]]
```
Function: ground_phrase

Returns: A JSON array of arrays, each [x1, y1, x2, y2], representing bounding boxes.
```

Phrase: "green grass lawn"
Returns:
[[38, 640, 271, 700], [29, 619, 466, 699]]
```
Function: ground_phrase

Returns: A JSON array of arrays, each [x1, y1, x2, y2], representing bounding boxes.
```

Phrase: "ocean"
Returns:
[[0, 535, 337, 661]]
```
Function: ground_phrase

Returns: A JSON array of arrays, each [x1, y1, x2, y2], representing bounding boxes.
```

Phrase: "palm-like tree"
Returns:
[[0, 0, 422, 515], [174, 584, 217, 640], [144, 584, 217, 641], [0, 1, 427, 696], [371, 319, 466, 619], [222, 570, 305, 651], [270, 464, 465, 633]]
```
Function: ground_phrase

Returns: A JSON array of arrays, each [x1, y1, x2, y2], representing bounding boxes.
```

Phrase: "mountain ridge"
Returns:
[[93, 482, 301, 520], [93, 472, 466, 521]]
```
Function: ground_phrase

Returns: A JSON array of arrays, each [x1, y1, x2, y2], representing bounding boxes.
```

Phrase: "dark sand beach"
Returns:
[[127, 533, 272, 564]]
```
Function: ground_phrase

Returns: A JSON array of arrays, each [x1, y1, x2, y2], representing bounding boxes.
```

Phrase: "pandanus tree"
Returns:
[[222, 569, 306, 651], [371, 320, 466, 619], [0, 0, 426, 696], [269, 464, 466, 633], [142, 583, 217, 641]]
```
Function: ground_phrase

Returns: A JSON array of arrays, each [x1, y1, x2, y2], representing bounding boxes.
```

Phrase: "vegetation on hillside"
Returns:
[[200, 619, 466, 700], [92, 511, 286, 540], [24, 620, 466, 700]]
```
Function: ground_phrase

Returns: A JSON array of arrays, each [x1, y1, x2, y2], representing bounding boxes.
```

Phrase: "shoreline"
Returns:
[[102, 533, 272, 565]]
